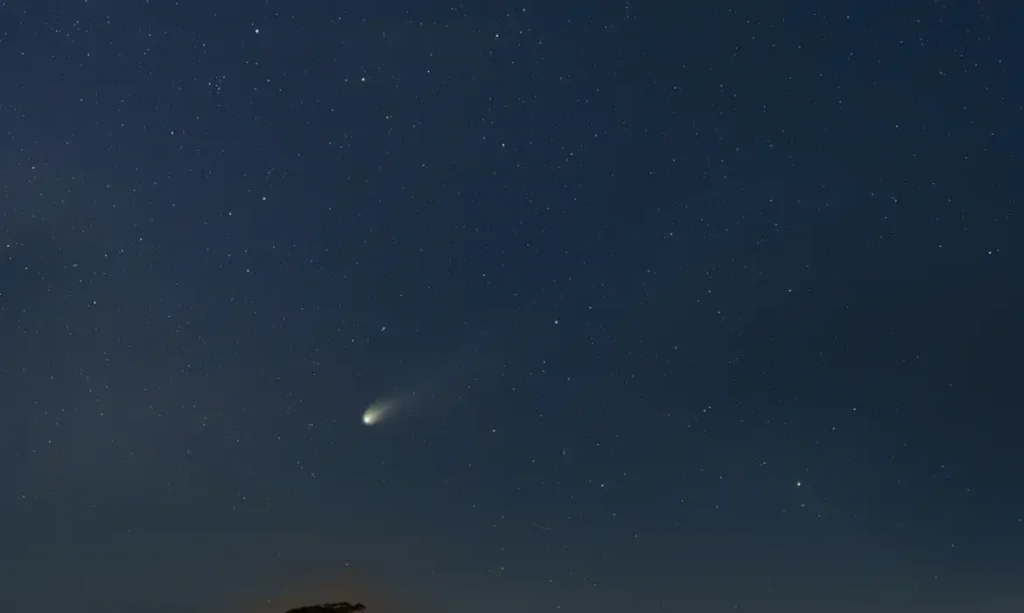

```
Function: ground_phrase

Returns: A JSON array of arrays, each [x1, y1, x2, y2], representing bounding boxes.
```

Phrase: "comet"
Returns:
[[362, 402, 388, 426], [361, 396, 405, 426], [359, 348, 484, 427]]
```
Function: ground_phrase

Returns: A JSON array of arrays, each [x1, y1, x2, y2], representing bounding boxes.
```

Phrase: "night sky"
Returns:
[[2, 1, 1022, 612]]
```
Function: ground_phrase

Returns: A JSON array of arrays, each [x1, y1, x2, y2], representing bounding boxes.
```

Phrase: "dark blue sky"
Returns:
[[2, 1, 1021, 612]]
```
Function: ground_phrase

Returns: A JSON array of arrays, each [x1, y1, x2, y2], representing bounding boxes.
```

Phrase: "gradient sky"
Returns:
[[2, 1, 1022, 612]]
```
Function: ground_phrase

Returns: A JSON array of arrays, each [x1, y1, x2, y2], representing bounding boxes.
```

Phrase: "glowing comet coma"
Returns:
[[362, 398, 399, 426]]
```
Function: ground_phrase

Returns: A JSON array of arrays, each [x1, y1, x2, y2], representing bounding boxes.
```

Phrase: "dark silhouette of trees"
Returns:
[[285, 603, 366, 613]]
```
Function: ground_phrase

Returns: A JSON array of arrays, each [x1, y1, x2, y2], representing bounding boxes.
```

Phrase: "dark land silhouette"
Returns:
[[285, 603, 366, 613]]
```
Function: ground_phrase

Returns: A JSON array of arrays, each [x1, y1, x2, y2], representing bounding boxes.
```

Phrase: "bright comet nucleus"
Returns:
[[362, 402, 388, 426]]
